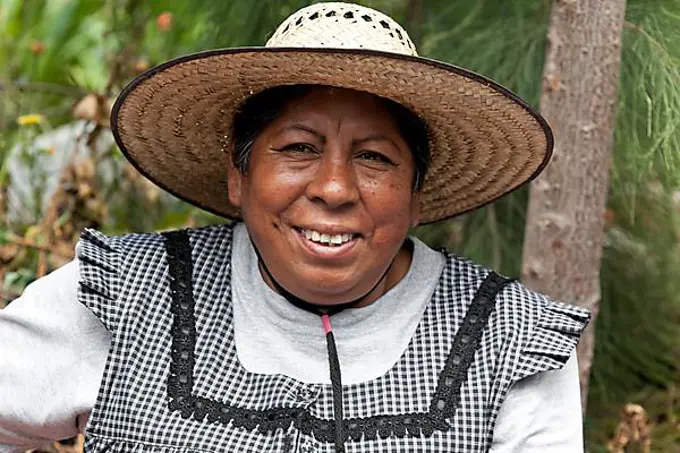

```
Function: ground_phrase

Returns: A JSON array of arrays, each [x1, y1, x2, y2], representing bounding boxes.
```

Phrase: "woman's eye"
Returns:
[[358, 151, 393, 164], [279, 143, 317, 154]]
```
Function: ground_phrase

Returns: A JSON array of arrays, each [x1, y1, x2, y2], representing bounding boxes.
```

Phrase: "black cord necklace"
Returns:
[[251, 241, 396, 453]]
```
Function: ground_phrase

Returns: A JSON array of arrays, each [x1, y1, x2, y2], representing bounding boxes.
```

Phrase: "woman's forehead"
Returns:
[[271, 86, 402, 131]]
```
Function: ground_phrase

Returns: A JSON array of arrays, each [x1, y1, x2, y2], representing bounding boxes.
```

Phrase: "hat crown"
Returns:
[[266, 2, 417, 56]]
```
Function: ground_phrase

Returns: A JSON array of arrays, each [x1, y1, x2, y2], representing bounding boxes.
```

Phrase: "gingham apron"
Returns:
[[77, 222, 589, 453]]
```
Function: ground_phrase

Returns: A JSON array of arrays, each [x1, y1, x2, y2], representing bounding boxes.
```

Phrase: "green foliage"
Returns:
[[198, 0, 312, 48], [588, 0, 680, 388], [613, 3, 680, 211], [587, 190, 680, 450]]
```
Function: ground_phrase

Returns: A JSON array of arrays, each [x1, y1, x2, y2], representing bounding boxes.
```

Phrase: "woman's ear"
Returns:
[[226, 153, 243, 209]]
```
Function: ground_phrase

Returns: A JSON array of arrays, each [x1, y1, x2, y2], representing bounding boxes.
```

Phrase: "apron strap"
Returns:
[[430, 271, 514, 420]]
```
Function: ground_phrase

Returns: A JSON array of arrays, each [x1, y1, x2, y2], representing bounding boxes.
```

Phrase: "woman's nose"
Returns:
[[305, 155, 360, 209]]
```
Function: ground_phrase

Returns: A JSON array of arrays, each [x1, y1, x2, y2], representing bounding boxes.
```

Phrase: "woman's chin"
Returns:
[[288, 280, 368, 306]]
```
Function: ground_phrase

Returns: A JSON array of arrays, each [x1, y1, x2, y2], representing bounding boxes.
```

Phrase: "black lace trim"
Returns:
[[162, 230, 512, 441], [164, 230, 198, 415], [429, 271, 513, 419]]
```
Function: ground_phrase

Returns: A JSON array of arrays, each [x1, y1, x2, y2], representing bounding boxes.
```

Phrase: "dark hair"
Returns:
[[231, 85, 430, 191]]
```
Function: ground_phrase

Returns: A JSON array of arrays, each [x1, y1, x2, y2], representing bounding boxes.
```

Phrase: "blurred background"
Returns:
[[1, 0, 679, 451]]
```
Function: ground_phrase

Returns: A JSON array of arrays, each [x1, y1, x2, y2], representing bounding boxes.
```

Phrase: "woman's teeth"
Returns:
[[302, 229, 354, 246]]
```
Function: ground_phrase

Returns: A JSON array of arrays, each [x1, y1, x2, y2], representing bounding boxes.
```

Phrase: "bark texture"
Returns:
[[521, 0, 627, 409]]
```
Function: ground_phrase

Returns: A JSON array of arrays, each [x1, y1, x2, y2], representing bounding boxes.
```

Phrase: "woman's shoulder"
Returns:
[[440, 251, 591, 379], [74, 223, 236, 332], [76, 222, 236, 258], [498, 276, 590, 380], [440, 250, 589, 321]]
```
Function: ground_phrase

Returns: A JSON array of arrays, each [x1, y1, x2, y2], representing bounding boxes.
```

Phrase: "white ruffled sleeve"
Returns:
[[488, 280, 590, 452], [490, 351, 584, 453]]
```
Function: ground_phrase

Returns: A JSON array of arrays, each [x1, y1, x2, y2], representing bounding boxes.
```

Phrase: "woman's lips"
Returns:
[[293, 227, 359, 259]]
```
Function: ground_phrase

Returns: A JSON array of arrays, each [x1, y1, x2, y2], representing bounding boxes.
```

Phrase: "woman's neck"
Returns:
[[256, 239, 414, 311]]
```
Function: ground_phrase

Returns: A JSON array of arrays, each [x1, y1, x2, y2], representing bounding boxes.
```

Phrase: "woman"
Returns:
[[0, 3, 590, 453]]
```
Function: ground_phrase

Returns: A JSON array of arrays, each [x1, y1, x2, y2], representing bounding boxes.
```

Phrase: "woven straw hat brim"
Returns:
[[112, 47, 552, 224]]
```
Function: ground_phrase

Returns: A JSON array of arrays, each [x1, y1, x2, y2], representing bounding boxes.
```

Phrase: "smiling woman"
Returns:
[[230, 86, 424, 307], [0, 3, 590, 453]]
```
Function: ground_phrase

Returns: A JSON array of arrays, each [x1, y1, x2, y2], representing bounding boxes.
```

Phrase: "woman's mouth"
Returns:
[[293, 227, 360, 257], [300, 228, 357, 246]]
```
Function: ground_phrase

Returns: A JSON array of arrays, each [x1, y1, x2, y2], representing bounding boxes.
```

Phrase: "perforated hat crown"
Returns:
[[266, 3, 417, 56]]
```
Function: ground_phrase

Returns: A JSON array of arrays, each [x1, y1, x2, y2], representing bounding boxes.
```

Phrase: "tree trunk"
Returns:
[[521, 0, 627, 410], [405, 0, 424, 48]]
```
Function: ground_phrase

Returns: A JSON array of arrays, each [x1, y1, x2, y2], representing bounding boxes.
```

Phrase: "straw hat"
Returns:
[[111, 2, 552, 224]]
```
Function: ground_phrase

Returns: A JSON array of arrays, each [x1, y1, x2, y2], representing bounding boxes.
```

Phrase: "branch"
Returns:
[[0, 81, 88, 97], [5, 233, 73, 259]]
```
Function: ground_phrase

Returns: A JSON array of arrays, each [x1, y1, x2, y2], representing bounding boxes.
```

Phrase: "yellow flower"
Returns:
[[16, 114, 45, 126]]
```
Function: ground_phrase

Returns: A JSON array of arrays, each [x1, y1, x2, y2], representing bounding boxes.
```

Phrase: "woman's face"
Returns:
[[227, 87, 421, 306]]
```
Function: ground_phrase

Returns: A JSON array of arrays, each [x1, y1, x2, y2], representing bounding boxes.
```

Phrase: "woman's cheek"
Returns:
[[254, 168, 306, 210], [368, 182, 413, 217]]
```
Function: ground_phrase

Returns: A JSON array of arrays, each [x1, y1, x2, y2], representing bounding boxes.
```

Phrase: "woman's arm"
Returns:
[[0, 260, 109, 452], [490, 352, 584, 453]]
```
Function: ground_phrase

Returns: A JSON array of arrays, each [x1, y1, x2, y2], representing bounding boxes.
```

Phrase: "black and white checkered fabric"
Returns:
[[77, 222, 590, 453]]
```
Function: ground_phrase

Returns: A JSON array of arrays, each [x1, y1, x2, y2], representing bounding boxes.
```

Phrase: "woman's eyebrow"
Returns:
[[282, 124, 326, 143], [353, 134, 402, 151]]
